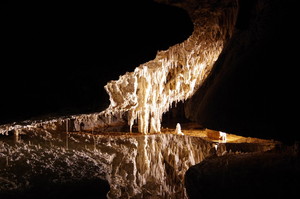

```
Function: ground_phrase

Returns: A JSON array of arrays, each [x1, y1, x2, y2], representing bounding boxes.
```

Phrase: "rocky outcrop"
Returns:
[[0, 112, 126, 136], [102, 0, 238, 134]]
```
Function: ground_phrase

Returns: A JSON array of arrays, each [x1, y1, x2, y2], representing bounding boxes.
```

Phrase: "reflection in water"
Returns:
[[0, 124, 277, 198]]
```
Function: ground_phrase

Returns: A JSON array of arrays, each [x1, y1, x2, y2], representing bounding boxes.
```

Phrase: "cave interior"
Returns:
[[0, 0, 300, 198]]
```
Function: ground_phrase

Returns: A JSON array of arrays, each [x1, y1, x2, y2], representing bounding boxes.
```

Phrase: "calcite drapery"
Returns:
[[102, 1, 238, 134]]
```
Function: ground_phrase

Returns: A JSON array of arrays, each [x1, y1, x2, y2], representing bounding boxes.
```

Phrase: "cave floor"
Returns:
[[72, 122, 277, 145]]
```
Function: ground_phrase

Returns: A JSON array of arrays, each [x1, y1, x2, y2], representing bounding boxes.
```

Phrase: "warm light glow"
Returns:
[[207, 129, 227, 141], [101, 31, 225, 134], [97, 0, 239, 135]]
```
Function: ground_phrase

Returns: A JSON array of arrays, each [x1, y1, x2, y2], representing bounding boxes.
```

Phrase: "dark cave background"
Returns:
[[1, 0, 299, 144], [0, 0, 193, 125]]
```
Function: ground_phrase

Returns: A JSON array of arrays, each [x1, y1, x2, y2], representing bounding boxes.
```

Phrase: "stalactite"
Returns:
[[101, 1, 238, 134], [0, 0, 238, 136]]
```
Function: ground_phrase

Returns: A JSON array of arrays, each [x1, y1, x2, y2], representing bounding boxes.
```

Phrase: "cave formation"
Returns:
[[0, 0, 300, 198], [102, 0, 300, 144], [104, 2, 236, 134], [102, 0, 237, 134]]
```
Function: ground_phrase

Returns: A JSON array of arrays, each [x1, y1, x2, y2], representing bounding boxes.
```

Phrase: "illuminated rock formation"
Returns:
[[102, 0, 238, 134], [0, 1, 298, 198], [0, 0, 239, 138]]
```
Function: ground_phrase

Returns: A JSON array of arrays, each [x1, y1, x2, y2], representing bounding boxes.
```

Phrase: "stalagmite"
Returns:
[[175, 123, 184, 135]]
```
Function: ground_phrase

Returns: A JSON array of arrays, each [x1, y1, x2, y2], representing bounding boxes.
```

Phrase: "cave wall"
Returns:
[[184, 0, 300, 143]]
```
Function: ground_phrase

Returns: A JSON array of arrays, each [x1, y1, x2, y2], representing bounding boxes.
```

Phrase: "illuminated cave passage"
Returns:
[[1, 0, 300, 198], [101, 1, 238, 134]]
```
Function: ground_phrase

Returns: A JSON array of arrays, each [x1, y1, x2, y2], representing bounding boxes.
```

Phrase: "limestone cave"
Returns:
[[0, 0, 299, 198]]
